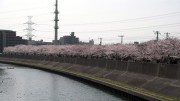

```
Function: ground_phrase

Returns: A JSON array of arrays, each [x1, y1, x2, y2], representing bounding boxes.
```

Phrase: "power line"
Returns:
[[69, 22, 180, 33], [0, 12, 53, 20], [3, 11, 178, 26], [1, 11, 180, 26], [0, 23, 24, 25], [167, 32, 180, 34], [36, 30, 70, 34], [35, 30, 52, 33], [4, 22, 180, 35], [0, 5, 53, 15], [26, 21, 180, 29], [36, 24, 53, 26], [33, 22, 180, 34], [59, 11, 180, 26]]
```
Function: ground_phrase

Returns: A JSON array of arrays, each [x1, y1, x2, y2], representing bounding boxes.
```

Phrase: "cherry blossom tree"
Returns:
[[3, 38, 180, 63]]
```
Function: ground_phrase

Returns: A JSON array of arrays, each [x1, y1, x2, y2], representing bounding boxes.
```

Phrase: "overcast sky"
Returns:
[[0, 0, 180, 44]]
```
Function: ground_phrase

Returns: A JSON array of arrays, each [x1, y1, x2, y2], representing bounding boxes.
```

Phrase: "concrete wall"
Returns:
[[56, 57, 180, 80], [1, 54, 180, 80], [0, 55, 180, 99]]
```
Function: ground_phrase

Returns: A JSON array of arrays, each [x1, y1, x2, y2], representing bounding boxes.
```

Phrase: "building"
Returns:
[[28, 40, 52, 45], [89, 39, 94, 45], [79, 39, 94, 45], [134, 41, 139, 45], [0, 30, 28, 53], [59, 32, 79, 45]]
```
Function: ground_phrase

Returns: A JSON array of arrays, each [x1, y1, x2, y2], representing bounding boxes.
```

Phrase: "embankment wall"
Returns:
[[12, 55, 179, 80], [0, 55, 180, 100]]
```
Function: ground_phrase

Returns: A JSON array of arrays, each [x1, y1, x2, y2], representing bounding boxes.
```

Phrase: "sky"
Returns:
[[0, 0, 180, 44]]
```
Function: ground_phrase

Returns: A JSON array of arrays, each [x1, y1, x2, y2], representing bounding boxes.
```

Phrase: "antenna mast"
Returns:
[[54, 0, 59, 45]]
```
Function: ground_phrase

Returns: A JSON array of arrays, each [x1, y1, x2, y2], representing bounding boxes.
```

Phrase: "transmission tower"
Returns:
[[54, 0, 59, 45], [24, 16, 35, 41], [118, 35, 124, 44], [153, 31, 161, 41]]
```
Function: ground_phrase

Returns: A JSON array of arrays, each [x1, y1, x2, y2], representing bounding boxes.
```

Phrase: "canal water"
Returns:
[[0, 63, 127, 101]]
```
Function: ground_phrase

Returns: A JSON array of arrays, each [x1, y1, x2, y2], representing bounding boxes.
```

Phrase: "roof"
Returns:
[[0, 29, 16, 33]]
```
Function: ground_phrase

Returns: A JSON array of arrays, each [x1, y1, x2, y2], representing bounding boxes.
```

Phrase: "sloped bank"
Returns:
[[0, 57, 180, 101]]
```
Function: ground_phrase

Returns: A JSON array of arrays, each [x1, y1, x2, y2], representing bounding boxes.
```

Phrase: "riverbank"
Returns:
[[0, 57, 179, 101]]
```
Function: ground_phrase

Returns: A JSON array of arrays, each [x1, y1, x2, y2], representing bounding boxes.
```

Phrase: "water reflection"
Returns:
[[0, 63, 126, 101]]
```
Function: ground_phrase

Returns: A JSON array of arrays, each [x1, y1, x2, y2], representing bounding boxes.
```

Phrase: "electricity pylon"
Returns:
[[164, 32, 170, 39], [98, 38, 102, 45], [24, 16, 35, 41]]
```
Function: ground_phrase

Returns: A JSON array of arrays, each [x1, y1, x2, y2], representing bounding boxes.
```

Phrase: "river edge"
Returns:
[[0, 57, 179, 101]]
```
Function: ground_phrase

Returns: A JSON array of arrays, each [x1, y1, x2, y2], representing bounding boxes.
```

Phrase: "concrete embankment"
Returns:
[[0, 57, 180, 101]]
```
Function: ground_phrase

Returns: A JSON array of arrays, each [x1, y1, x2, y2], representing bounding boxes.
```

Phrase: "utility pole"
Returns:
[[54, 0, 59, 45], [24, 16, 35, 41], [118, 35, 124, 44], [153, 31, 161, 41], [164, 32, 170, 39], [98, 38, 102, 45]]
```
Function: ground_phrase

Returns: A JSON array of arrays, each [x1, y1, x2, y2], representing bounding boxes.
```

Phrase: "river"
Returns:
[[0, 63, 127, 101]]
